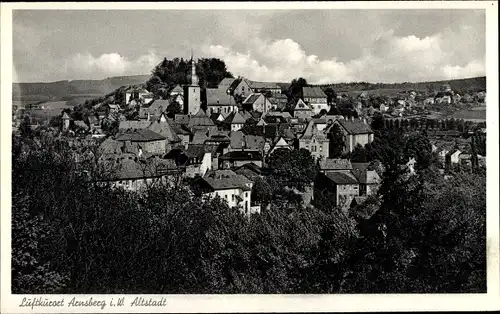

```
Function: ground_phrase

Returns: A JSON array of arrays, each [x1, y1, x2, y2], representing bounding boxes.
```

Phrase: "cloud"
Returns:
[[202, 31, 485, 84], [63, 50, 161, 79]]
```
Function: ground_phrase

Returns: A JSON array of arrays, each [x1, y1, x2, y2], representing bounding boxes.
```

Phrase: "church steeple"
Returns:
[[190, 49, 199, 86]]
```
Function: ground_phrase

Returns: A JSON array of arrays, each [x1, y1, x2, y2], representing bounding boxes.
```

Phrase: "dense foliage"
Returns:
[[11, 127, 486, 293], [146, 57, 233, 99]]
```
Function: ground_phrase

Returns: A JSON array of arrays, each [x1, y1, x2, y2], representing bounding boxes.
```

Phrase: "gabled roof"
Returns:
[[351, 167, 381, 184], [231, 111, 247, 124], [188, 110, 216, 128], [325, 171, 358, 185], [170, 84, 183, 94], [300, 120, 327, 140], [245, 79, 281, 90], [242, 93, 263, 105], [336, 119, 373, 135], [218, 77, 236, 90], [302, 86, 327, 98], [229, 131, 266, 151], [147, 120, 181, 143], [234, 162, 262, 180], [119, 120, 152, 131], [201, 169, 253, 191], [115, 129, 166, 142], [319, 158, 353, 171], [192, 130, 209, 145], [228, 78, 243, 93], [206, 88, 235, 106], [62, 112, 70, 119], [291, 98, 312, 111]]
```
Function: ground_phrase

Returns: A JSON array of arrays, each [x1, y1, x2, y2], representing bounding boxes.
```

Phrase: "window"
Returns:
[[319, 146, 323, 152], [312, 146, 317, 152], [232, 194, 235, 201], [224, 195, 228, 199]]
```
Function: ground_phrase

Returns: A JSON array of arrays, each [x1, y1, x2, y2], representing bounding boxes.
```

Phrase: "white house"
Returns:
[[197, 170, 260, 216]]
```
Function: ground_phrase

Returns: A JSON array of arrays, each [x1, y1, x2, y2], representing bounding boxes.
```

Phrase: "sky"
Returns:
[[13, 9, 486, 84]]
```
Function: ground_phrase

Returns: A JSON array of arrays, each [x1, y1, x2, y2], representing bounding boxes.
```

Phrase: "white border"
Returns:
[[1, 2, 499, 313]]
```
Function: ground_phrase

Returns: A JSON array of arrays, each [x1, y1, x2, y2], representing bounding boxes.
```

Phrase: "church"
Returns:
[[183, 57, 201, 115]]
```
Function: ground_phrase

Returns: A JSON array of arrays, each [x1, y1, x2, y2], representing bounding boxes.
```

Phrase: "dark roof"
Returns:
[[302, 86, 327, 98], [246, 79, 281, 90], [201, 169, 252, 191], [228, 78, 242, 93], [115, 129, 166, 142], [186, 144, 207, 159], [320, 158, 353, 170], [336, 119, 373, 135], [220, 150, 262, 161], [325, 172, 358, 185], [243, 93, 262, 105]]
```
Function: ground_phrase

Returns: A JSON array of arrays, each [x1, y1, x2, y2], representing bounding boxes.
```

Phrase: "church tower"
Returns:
[[184, 52, 201, 115]]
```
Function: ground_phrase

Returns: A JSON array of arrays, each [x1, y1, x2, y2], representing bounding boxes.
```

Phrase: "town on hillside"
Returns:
[[12, 57, 488, 295]]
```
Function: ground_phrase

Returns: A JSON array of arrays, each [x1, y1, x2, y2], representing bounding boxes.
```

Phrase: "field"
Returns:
[[450, 107, 486, 122]]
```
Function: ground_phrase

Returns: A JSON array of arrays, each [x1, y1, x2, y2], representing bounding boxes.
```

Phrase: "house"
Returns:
[[170, 84, 184, 97], [206, 88, 238, 115], [435, 92, 452, 105], [115, 129, 167, 155], [219, 150, 263, 169], [188, 109, 217, 135], [314, 171, 359, 209], [318, 158, 353, 173], [424, 97, 435, 106], [268, 137, 292, 155], [147, 119, 182, 151], [268, 93, 288, 111], [445, 149, 462, 167], [107, 104, 121, 113], [329, 117, 374, 153], [229, 111, 247, 132], [194, 169, 258, 215], [290, 98, 313, 120], [226, 131, 266, 154], [125, 87, 152, 105], [229, 78, 252, 97], [242, 93, 273, 113], [164, 144, 212, 178], [302, 86, 329, 115], [351, 162, 381, 196], [298, 120, 329, 160], [380, 103, 389, 112], [138, 99, 170, 121]]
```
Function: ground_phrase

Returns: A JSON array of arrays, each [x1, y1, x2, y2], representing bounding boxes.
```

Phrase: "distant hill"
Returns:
[[12, 74, 151, 101], [13, 74, 485, 103]]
